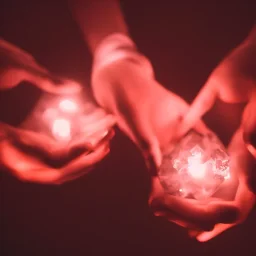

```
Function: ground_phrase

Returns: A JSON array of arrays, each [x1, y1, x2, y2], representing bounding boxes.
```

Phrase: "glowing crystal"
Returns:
[[158, 130, 230, 200]]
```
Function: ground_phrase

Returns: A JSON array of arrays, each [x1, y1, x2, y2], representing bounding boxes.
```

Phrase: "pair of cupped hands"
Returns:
[[0, 37, 255, 242]]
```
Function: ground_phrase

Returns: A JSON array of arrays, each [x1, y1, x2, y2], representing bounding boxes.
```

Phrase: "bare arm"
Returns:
[[69, 0, 129, 53]]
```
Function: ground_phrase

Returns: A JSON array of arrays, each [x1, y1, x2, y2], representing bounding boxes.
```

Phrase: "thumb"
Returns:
[[27, 71, 81, 94]]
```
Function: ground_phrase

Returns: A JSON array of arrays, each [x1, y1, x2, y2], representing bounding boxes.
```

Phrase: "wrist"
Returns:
[[91, 33, 156, 113], [92, 33, 154, 78]]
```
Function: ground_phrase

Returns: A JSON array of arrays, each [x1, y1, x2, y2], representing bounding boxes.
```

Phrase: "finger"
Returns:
[[196, 223, 234, 242], [0, 134, 110, 184], [117, 102, 162, 174], [69, 128, 115, 150], [232, 175, 255, 218], [195, 174, 256, 242], [0, 139, 61, 184], [0, 122, 71, 157], [55, 140, 111, 183], [181, 79, 218, 135], [150, 176, 239, 225], [56, 167, 94, 184], [26, 71, 81, 94], [194, 150, 256, 242], [154, 210, 215, 231], [79, 108, 109, 124], [151, 195, 239, 230], [60, 142, 110, 178], [0, 38, 35, 62], [0, 38, 80, 93], [0, 65, 81, 94], [0, 68, 28, 89], [229, 128, 256, 196], [80, 114, 116, 136], [84, 128, 115, 148]]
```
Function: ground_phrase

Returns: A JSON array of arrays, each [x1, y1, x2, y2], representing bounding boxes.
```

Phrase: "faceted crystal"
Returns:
[[158, 130, 230, 200]]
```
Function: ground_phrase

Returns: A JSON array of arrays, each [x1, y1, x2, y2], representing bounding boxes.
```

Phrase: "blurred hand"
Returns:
[[0, 38, 116, 184], [178, 29, 256, 241]]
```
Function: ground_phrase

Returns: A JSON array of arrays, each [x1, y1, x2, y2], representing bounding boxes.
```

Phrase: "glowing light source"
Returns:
[[23, 93, 113, 145], [158, 130, 230, 200], [52, 118, 71, 140], [59, 99, 78, 113], [42, 98, 79, 141], [187, 153, 207, 179]]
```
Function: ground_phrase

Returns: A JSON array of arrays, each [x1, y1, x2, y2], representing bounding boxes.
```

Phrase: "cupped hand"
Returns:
[[0, 38, 116, 184], [91, 53, 244, 233], [178, 28, 256, 241]]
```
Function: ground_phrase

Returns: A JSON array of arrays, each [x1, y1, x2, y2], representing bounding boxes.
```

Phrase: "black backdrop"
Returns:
[[0, 1, 255, 255]]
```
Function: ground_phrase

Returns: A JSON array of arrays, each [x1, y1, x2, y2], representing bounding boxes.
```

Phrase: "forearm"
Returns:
[[69, 0, 155, 114], [69, 0, 129, 54]]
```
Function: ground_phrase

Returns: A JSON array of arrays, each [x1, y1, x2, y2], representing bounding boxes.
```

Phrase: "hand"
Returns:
[[0, 38, 80, 93], [183, 34, 256, 160], [179, 30, 256, 241], [92, 53, 194, 170], [91, 50, 243, 231], [0, 39, 116, 184], [189, 129, 255, 242], [91, 34, 250, 235], [0, 109, 115, 184]]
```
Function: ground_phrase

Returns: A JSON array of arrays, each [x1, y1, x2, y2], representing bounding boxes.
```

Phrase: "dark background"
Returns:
[[0, 1, 255, 255]]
